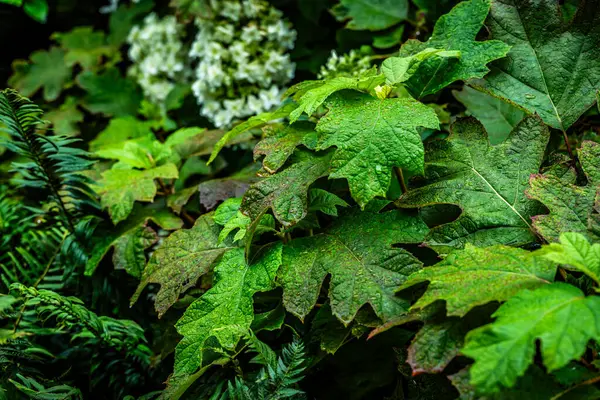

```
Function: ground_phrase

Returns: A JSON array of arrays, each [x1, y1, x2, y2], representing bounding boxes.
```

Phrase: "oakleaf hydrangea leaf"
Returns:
[[131, 213, 235, 317], [44, 97, 84, 137], [173, 245, 281, 376], [537, 232, 600, 286], [241, 150, 333, 227], [95, 163, 179, 224], [527, 141, 600, 242], [208, 103, 297, 164], [112, 224, 158, 278], [399, 244, 556, 317], [453, 86, 524, 145], [399, 116, 549, 254], [381, 48, 461, 86], [8, 47, 71, 102], [316, 91, 439, 208], [253, 121, 318, 174], [85, 205, 182, 276], [462, 283, 600, 393], [77, 68, 142, 117], [52, 27, 115, 70], [288, 71, 385, 123], [408, 318, 471, 375], [398, 0, 510, 98], [89, 116, 154, 151], [308, 188, 348, 217], [213, 198, 275, 244], [279, 209, 429, 325], [472, 0, 600, 130], [331, 0, 408, 31]]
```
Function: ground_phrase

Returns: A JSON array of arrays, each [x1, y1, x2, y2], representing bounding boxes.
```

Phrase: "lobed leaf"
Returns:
[[399, 116, 549, 254]]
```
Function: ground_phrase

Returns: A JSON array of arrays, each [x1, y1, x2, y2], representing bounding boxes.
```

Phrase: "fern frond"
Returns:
[[0, 89, 99, 232], [222, 336, 308, 400], [9, 374, 83, 400]]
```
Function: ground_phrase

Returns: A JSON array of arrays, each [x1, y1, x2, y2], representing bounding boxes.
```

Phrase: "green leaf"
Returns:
[[399, 244, 556, 317], [373, 25, 404, 49], [89, 116, 154, 151], [95, 163, 179, 224], [316, 91, 439, 208], [527, 141, 600, 243], [288, 72, 385, 123], [381, 48, 461, 86], [213, 197, 275, 244], [537, 232, 600, 286], [165, 127, 206, 149], [44, 96, 83, 136], [0, 0, 23, 6], [398, 0, 510, 98], [173, 245, 282, 376], [208, 103, 297, 164], [77, 68, 142, 117], [471, 0, 600, 130], [52, 27, 115, 70], [399, 116, 549, 254], [112, 224, 158, 278], [250, 304, 286, 333], [168, 186, 198, 214], [462, 283, 600, 393], [23, 0, 48, 23], [412, 0, 459, 22], [95, 136, 174, 170], [308, 188, 348, 217], [85, 204, 182, 276], [408, 318, 469, 375], [241, 150, 333, 227], [453, 86, 525, 145], [280, 209, 428, 325], [8, 47, 70, 101], [108, 0, 154, 46], [131, 213, 234, 317], [253, 122, 318, 174], [331, 0, 408, 31]]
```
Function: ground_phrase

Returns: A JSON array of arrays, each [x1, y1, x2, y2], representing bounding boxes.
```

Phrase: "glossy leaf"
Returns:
[[241, 150, 332, 227], [316, 91, 439, 208], [472, 0, 600, 130], [399, 244, 556, 316], [462, 283, 600, 393], [331, 0, 408, 31], [173, 245, 281, 376], [453, 86, 524, 145], [280, 209, 428, 324], [528, 141, 600, 242], [95, 163, 179, 224], [398, 0, 510, 98], [131, 213, 235, 317], [399, 116, 549, 253]]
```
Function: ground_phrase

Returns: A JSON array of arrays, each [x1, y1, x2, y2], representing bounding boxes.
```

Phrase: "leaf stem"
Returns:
[[561, 128, 575, 161], [394, 167, 408, 194]]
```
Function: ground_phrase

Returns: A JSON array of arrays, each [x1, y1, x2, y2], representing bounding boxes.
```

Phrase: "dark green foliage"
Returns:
[[2, 0, 600, 399]]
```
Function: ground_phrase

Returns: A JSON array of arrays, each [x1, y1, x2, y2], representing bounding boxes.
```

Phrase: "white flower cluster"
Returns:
[[189, 0, 297, 128], [318, 48, 374, 80], [127, 13, 188, 106]]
